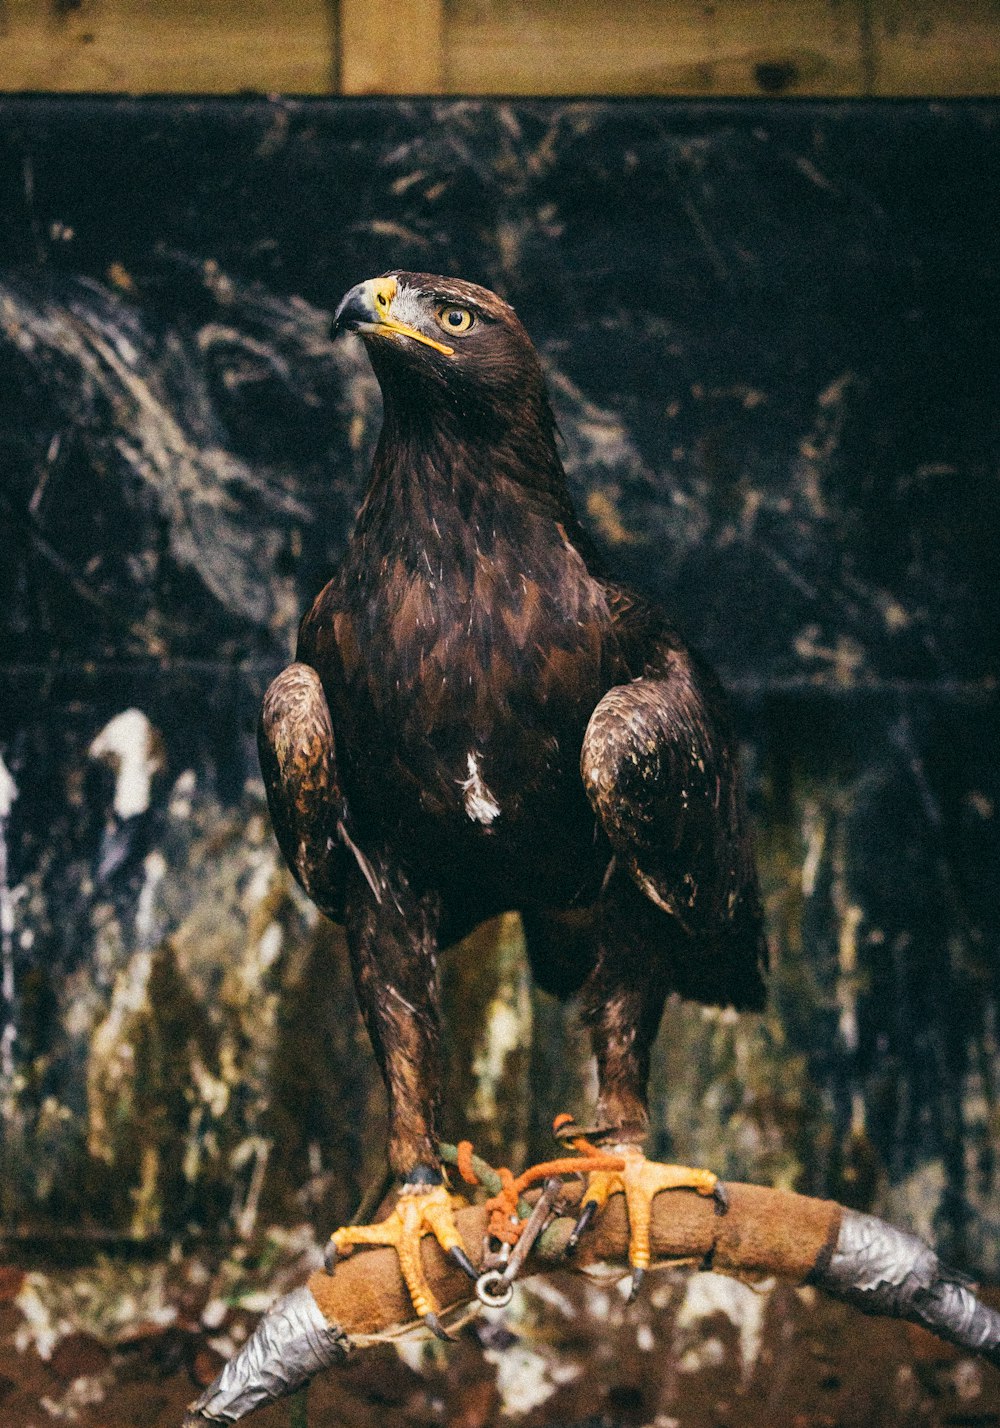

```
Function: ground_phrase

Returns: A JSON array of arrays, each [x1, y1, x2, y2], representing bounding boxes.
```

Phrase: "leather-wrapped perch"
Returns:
[[183, 1182, 1000, 1424]]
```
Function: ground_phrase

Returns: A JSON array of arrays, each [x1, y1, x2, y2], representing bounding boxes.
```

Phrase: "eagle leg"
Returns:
[[335, 871, 476, 1332], [324, 1180, 475, 1338], [560, 875, 729, 1296], [578, 872, 671, 1146], [555, 1118, 726, 1299]]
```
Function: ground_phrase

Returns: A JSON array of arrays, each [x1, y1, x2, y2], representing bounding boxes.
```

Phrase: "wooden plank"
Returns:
[[443, 0, 867, 96], [0, 0, 336, 94], [0, 0, 995, 98], [874, 0, 1000, 96], [338, 0, 444, 94], [442, 0, 1000, 97]]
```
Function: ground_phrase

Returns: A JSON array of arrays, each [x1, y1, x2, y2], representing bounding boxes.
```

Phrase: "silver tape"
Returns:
[[814, 1209, 1000, 1363], [183, 1286, 351, 1424]]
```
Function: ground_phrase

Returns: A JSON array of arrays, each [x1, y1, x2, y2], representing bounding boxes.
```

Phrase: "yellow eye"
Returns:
[[437, 306, 474, 335]]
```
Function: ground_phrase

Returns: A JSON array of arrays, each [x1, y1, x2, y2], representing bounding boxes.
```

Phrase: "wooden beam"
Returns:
[[443, 0, 1000, 97], [873, 0, 1000, 96], [0, 0, 337, 94], [0, 0, 995, 99], [445, 0, 868, 96], [338, 0, 444, 94]]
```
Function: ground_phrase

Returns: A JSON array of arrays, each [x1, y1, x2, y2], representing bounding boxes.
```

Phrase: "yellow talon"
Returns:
[[579, 1147, 721, 1276], [326, 1183, 467, 1324]]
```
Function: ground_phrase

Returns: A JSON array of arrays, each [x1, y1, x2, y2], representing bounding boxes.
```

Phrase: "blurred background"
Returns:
[[0, 4, 998, 1425]]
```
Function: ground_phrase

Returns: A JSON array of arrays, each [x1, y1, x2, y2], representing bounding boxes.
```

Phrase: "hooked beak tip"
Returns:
[[332, 282, 373, 338], [331, 278, 455, 357]]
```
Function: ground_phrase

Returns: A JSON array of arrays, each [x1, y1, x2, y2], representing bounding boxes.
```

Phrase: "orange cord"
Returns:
[[481, 1144, 626, 1245], [456, 1139, 479, 1186], [484, 1167, 522, 1244], [455, 1120, 627, 1246]]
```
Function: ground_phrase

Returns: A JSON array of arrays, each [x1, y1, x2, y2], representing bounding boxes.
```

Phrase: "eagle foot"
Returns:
[[324, 1181, 475, 1338], [553, 1115, 726, 1299]]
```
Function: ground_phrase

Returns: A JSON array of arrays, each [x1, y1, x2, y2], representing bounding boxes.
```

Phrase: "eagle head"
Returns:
[[332, 272, 551, 428]]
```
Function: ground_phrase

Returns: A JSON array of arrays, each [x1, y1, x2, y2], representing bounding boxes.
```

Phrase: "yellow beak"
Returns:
[[332, 276, 455, 356]]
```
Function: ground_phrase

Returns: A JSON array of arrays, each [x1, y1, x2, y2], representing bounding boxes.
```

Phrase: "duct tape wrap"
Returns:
[[183, 1286, 351, 1424], [812, 1208, 1000, 1366]]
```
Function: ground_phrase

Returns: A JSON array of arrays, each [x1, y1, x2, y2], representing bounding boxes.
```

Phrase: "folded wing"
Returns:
[[580, 649, 767, 1009]]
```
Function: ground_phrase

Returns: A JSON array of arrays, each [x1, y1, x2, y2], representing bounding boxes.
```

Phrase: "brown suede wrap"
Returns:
[[307, 1182, 843, 1339]]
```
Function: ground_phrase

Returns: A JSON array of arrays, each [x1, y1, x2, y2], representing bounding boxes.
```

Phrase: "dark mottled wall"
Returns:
[[0, 98, 997, 1269]]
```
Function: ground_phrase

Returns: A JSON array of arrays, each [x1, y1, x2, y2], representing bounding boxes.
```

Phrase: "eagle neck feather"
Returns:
[[374, 368, 569, 490]]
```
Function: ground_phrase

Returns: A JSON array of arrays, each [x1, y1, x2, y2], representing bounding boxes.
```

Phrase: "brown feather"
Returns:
[[260, 272, 770, 1174]]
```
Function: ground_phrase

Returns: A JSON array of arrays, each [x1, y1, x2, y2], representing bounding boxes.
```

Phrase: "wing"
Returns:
[[259, 662, 376, 922], [580, 644, 767, 1009]]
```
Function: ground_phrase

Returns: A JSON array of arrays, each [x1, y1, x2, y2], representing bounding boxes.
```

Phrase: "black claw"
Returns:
[[552, 1118, 609, 1144], [323, 1239, 338, 1275], [627, 1266, 645, 1303], [552, 1115, 578, 1142], [448, 1245, 478, 1281], [565, 1199, 598, 1256], [712, 1182, 729, 1216], [424, 1311, 453, 1342]]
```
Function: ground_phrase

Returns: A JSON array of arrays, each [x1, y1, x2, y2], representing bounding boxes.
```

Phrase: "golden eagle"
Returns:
[[258, 273, 768, 1332]]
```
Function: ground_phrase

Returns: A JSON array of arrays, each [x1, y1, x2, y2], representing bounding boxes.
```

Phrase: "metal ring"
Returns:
[[475, 1270, 514, 1309]]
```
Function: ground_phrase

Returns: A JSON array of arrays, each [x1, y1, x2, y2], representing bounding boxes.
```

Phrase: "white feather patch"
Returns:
[[459, 753, 501, 826]]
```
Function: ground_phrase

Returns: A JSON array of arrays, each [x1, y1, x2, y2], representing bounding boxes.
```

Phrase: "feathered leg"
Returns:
[[555, 658, 765, 1293], [580, 876, 670, 1143], [345, 872, 445, 1179], [565, 876, 726, 1297], [260, 672, 473, 1331], [326, 870, 475, 1336]]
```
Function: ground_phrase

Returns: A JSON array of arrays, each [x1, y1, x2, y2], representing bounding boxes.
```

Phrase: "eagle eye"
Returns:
[[436, 305, 475, 335]]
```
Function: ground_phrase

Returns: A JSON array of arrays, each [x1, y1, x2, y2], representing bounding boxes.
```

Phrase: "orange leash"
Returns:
[[455, 1129, 626, 1246]]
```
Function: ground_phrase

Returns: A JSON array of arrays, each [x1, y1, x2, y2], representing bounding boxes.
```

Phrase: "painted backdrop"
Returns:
[[0, 98, 997, 1275]]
